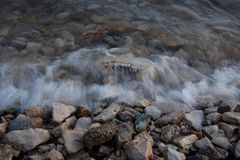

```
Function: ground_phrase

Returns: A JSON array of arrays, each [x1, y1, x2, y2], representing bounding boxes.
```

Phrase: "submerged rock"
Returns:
[[155, 111, 185, 127], [4, 128, 50, 151], [83, 122, 117, 149], [144, 106, 161, 120], [186, 110, 203, 131], [135, 113, 150, 132], [52, 103, 76, 123]]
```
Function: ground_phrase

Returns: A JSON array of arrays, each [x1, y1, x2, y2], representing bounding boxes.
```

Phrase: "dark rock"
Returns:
[[222, 112, 240, 125], [118, 110, 136, 122], [155, 111, 185, 127], [218, 122, 237, 139], [25, 106, 50, 120], [186, 110, 203, 131], [161, 125, 180, 143], [76, 106, 92, 117], [135, 113, 150, 132], [205, 112, 222, 125]]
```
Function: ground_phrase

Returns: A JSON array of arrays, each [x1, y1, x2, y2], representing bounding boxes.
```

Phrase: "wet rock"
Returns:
[[155, 111, 185, 127], [67, 150, 90, 160], [218, 100, 239, 113], [0, 122, 6, 138], [144, 106, 161, 120], [12, 37, 27, 50], [76, 106, 92, 117], [26, 42, 42, 54], [204, 106, 218, 114], [222, 112, 240, 125], [118, 110, 136, 122], [25, 106, 50, 120], [159, 144, 186, 160], [124, 136, 154, 160], [51, 125, 62, 138], [218, 122, 237, 139], [94, 103, 122, 122], [0, 27, 10, 37], [108, 150, 128, 160], [52, 102, 76, 123], [9, 115, 43, 131], [205, 112, 222, 125], [0, 144, 20, 160], [114, 122, 135, 148], [186, 110, 203, 131], [62, 129, 85, 154], [174, 134, 198, 150], [4, 128, 50, 151], [202, 125, 219, 137], [47, 149, 64, 160], [98, 145, 114, 157], [74, 117, 92, 132], [212, 136, 233, 150], [37, 144, 52, 153], [135, 113, 150, 132], [135, 99, 150, 108], [83, 122, 117, 149], [153, 102, 188, 114], [161, 125, 180, 143], [235, 140, 240, 158]]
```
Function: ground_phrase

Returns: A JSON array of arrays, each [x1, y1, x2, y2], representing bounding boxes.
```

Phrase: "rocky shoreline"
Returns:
[[0, 100, 239, 160]]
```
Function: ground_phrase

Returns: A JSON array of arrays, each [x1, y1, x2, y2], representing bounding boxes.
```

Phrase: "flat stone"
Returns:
[[25, 106, 50, 120], [52, 103, 76, 123], [218, 122, 237, 139], [174, 134, 198, 150], [156, 111, 185, 127], [222, 112, 240, 125], [135, 99, 151, 108], [4, 128, 50, 151], [204, 107, 218, 114], [47, 149, 64, 160], [161, 146, 186, 160], [205, 112, 222, 125], [74, 117, 92, 132], [235, 140, 240, 158], [153, 101, 188, 114], [94, 103, 121, 122], [62, 129, 85, 154], [124, 137, 153, 160], [145, 106, 161, 120], [186, 110, 204, 131], [9, 115, 43, 131], [212, 136, 233, 150], [118, 110, 136, 122], [202, 125, 219, 137]]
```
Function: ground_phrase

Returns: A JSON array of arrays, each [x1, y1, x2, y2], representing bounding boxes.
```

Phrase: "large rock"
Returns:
[[156, 111, 185, 127], [0, 123, 6, 138], [174, 134, 198, 150], [186, 110, 203, 131], [9, 115, 43, 131], [25, 106, 50, 120], [62, 129, 84, 154], [4, 128, 50, 151], [94, 103, 121, 122], [124, 136, 153, 160], [52, 103, 76, 123], [144, 106, 161, 120], [222, 112, 240, 125]]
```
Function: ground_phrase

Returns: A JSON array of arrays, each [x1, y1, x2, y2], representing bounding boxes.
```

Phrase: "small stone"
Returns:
[[25, 106, 50, 120], [135, 99, 150, 108], [195, 137, 215, 149], [47, 149, 64, 160], [99, 145, 114, 157], [174, 134, 198, 150], [155, 111, 185, 127], [222, 112, 240, 125], [52, 103, 76, 123], [135, 114, 150, 132], [124, 137, 153, 160], [186, 110, 204, 131], [114, 122, 135, 148], [205, 112, 222, 125], [65, 116, 77, 128], [160, 146, 186, 160], [118, 110, 136, 122], [74, 117, 92, 132], [9, 115, 43, 131], [12, 37, 27, 50], [153, 102, 188, 114], [67, 150, 90, 160], [204, 107, 218, 114], [0, 144, 20, 160], [51, 125, 62, 138], [26, 42, 42, 54], [135, 131, 154, 146], [212, 136, 233, 150], [83, 122, 117, 149], [235, 140, 240, 158], [37, 144, 52, 153], [94, 103, 122, 122], [161, 125, 180, 143], [76, 106, 92, 117], [0, 27, 10, 36], [62, 129, 84, 154], [0, 123, 6, 138], [202, 125, 219, 137], [218, 122, 237, 139], [4, 128, 50, 151], [144, 106, 161, 120], [218, 100, 239, 113]]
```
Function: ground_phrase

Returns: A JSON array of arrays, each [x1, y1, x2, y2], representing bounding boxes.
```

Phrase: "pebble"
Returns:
[[144, 106, 161, 120], [212, 136, 233, 150], [161, 125, 180, 143], [153, 102, 188, 114], [25, 106, 50, 120], [160, 145, 186, 160], [218, 122, 237, 139], [65, 116, 77, 128], [0, 144, 20, 160], [74, 117, 92, 132], [186, 110, 204, 131], [47, 149, 64, 160], [135, 113, 150, 132], [4, 128, 50, 151], [118, 110, 136, 122], [205, 112, 222, 125], [155, 111, 185, 127], [174, 134, 198, 150], [52, 103, 76, 123], [222, 112, 240, 125], [235, 140, 240, 158], [202, 125, 219, 137], [94, 103, 122, 122], [0, 123, 6, 138]]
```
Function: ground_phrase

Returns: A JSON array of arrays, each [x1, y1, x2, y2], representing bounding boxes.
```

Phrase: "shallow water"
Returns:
[[0, 0, 239, 111]]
